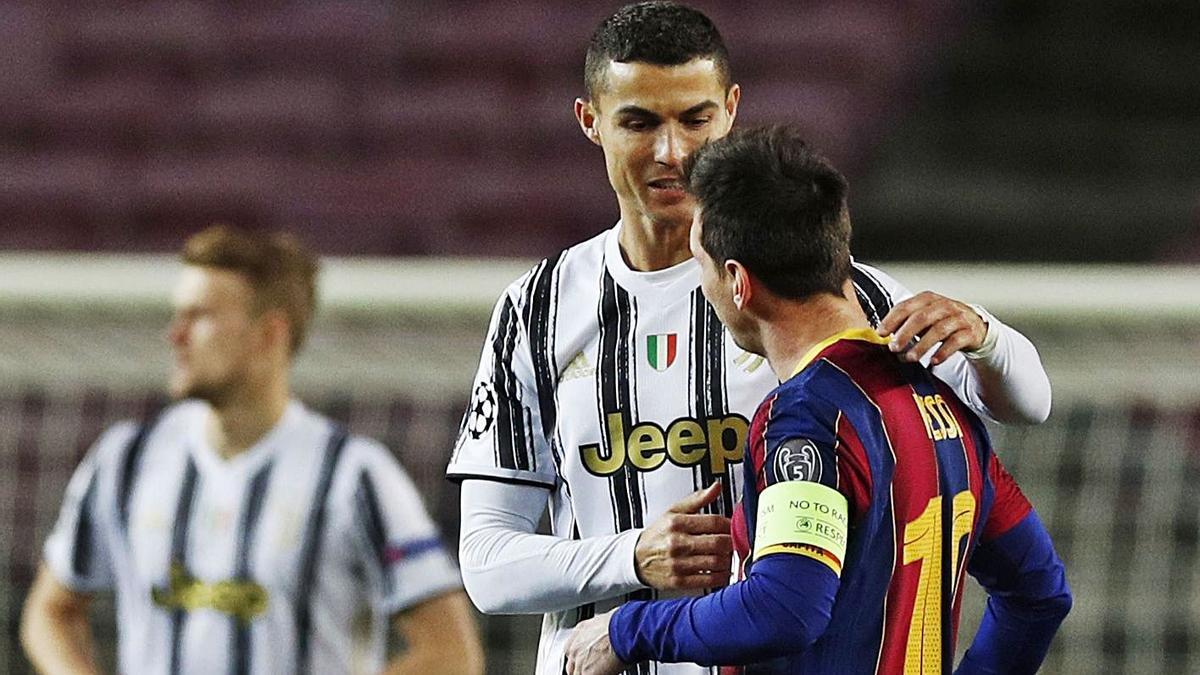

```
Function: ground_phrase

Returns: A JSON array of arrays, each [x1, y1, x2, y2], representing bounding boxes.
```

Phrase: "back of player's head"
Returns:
[[685, 125, 852, 300], [584, 1, 731, 100], [181, 224, 319, 354]]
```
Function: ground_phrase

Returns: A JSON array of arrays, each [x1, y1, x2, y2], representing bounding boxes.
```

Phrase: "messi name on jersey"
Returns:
[[579, 412, 749, 476]]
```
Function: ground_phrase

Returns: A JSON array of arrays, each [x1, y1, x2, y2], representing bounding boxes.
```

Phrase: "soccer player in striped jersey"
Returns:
[[449, 4, 1054, 674], [564, 126, 1071, 674], [21, 226, 482, 675]]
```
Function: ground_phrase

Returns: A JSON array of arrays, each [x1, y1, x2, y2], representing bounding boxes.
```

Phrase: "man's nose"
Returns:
[[654, 125, 685, 167]]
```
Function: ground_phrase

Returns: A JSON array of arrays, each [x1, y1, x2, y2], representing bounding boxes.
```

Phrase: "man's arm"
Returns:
[[957, 512, 1071, 674], [567, 475, 851, 672], [20, 564, 101, 675], [383, 591, 483, 675], [26, 425, 128, 674], [459, 480, 732, 614], [565, 546, 840, 674], [956, 458, 1071, 674]]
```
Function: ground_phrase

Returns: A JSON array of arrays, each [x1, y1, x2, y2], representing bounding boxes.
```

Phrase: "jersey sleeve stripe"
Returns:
[[294, 425, 350, 675], [492, 295, 534, 472], [354, 469, 393, 596], [524, 252, 564, 443]]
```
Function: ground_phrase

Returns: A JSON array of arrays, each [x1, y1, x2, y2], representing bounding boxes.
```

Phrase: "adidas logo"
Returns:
[[559, 351, 595, 383]]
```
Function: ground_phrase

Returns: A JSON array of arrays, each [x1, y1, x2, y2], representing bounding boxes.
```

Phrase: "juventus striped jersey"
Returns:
[[45, 400, 462, 675], [446, 223, 1030, 675]]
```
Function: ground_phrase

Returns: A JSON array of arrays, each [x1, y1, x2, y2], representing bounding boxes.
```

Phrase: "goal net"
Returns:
[[1, 254, 1197, 673]]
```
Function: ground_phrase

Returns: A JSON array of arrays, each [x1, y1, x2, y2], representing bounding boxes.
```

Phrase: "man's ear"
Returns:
[[258, 308, 292, 357], [574, 98, 603, 147], [724, 83, 741, 129], [727, 259, 753, 310]]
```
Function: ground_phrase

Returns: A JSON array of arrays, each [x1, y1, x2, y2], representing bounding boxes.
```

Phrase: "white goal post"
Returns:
[[2, 254, 1197, 403]]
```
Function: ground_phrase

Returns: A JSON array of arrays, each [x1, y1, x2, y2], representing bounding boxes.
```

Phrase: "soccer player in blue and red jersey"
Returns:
[[564, 126, 1071, 674]]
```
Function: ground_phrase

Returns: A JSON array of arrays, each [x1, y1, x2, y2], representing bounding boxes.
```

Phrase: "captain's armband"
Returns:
[[753, 481, 850, 575]]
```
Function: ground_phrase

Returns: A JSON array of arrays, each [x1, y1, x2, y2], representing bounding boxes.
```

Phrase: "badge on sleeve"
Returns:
[[466, 382, 497, 439], [774, 438, 823, 483]]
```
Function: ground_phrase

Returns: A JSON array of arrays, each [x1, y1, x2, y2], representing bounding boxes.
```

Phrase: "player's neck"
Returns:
[[206, 376, 291, 460], [617, 213, 692, 271], [760, 285, 872, 381]]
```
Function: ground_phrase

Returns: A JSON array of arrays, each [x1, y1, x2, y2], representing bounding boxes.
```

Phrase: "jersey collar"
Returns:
[[603, 222, 700, 297], [190, 400, 304, 475], [790, 328, 890, 379]]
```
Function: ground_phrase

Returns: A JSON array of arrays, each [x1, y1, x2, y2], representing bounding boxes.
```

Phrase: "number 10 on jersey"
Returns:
[[902, 490, 976, 672]]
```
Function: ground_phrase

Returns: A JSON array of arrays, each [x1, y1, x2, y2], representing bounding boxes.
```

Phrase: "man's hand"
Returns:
[[877, 291, 988, 366], [634, 482, 732, 590], [565, 609, 624, 675]]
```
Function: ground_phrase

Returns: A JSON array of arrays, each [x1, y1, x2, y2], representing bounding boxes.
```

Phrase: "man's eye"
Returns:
[[623, 119, 652, 131], [685, 117, 712, 128]]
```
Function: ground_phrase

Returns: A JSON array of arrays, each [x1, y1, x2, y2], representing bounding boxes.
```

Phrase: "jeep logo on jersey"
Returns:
[[152, 563, 267, 623], [579, 413, 749, 476], [646, 333, 677, 371], [774, 438, 823, 483]]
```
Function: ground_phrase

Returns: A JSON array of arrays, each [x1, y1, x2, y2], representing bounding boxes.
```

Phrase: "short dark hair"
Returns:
[[685, 126, 852, 300], [584, 1, 731, 100], [182, 224, 319, 354]]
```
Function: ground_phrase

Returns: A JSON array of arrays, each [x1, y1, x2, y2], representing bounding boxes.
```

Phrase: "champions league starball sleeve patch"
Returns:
[[466, 382, 497, 440]]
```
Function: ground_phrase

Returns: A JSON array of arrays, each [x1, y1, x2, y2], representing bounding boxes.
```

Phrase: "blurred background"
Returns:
[[1, 1, 1198, 673]]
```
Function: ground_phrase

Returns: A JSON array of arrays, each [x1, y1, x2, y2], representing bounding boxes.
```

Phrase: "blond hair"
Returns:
[[181, 225, 319, 354]]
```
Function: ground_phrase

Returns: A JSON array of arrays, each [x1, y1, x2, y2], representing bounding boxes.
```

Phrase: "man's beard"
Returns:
[[729, 329, 764, 359], [170, 375, 236, 408], [647, 205, 694, 231], [724, 317, 764, 358]]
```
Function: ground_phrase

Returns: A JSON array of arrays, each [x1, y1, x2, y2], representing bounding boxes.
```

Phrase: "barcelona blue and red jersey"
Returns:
[[730, 329, 1034, 673], [610, 328, 1068, 674]]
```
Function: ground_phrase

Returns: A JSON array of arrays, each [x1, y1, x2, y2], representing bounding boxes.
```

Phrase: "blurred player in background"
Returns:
[[566, 126, 1071, 674], [449, 2, 1054, 674], [21, 226, 483, 675]]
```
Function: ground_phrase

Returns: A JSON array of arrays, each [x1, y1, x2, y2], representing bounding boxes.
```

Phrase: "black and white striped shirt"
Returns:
[[46, 400, 461, 675], [448, 223, 922, 675]]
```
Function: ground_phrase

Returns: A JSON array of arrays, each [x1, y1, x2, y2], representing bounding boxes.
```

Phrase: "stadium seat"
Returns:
[[56, 2, 218, 80], [190, 76, 350, 153], [220, 3, 398, 76], [16, 76, 177, 153], [0, 0, 946, 255]]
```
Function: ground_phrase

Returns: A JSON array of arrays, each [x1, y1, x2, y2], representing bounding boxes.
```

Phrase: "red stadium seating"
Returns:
[[0, 1, 954, 255]]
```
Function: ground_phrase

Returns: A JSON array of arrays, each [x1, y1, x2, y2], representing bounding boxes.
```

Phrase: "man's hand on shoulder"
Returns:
[[877, 291, 988, 366], [634, 483, 732, 590], [565, 609, 623, 675]]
